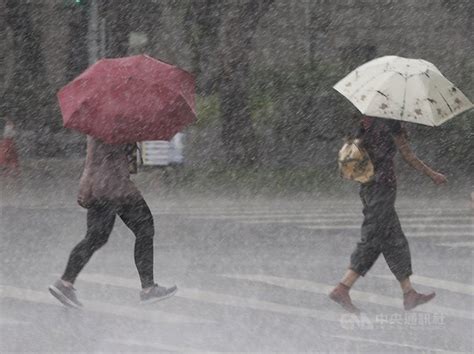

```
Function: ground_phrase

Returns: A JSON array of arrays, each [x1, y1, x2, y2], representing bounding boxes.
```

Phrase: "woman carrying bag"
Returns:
[[331, 115, 447, 313]]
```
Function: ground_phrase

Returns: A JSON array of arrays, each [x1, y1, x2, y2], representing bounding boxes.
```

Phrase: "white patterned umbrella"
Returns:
[[333, 56, 473, 126]]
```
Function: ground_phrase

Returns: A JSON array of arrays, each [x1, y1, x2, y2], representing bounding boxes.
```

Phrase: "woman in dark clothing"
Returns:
[[49, 136, 177, 308], [330, 116, 447, 313]]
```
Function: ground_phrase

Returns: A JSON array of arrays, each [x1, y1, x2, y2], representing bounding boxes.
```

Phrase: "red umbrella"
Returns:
[[58, 55, 196, 144]]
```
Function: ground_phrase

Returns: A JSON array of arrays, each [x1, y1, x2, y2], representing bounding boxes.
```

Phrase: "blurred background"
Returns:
[[1, 3, 473, 352], [0, 0, 472, 195]]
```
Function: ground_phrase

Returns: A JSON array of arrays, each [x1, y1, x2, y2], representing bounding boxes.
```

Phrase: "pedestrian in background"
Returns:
[[0, 117, 20, 177], [49, 136, 177, 308], [330, 115, 447, 314]]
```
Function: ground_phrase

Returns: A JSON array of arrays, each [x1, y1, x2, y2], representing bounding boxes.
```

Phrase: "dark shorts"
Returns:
[[350, 182, 412, 280]]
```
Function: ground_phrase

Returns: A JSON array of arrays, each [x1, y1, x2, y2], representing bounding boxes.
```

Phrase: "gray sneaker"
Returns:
[[140, 284, 177, 304], [48, 279, 83, 308]]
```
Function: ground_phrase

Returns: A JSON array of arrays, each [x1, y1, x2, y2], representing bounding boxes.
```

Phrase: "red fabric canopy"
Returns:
[[58, 55, 196, 144]]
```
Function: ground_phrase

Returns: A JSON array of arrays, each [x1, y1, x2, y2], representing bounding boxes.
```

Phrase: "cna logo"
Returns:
[[339, 313, 374, 330]]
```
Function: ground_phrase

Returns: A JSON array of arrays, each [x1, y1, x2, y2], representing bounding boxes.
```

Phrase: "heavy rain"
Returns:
[[0, 0, 473, 353]]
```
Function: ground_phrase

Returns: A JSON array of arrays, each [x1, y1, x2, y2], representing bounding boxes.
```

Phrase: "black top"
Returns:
[[359, 117, 404, 186]]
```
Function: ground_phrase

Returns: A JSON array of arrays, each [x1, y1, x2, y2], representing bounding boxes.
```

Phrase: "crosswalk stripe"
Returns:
[[185, 211, 471, 219], [0, 318, 31, 326], [105, 339, 222, 353], [159, 208, 353, 213], [241, 219, 472, 226], [184, 214, 472, 222], [436, 241, 474, 249], [404, 232, 474, 238], [77, 273, 348, 323], [152, 206, 470, 213], [0, 285, 210, 324], [299, 224, 472, 231], [329, 335, 458, 353], [220, 274, 473, 321], [179, 288, 342, 322], [4, 204, 470, 217], [154, 204, 469, 213], [372, 274, 474, 296], [186, 212, 362, 219]]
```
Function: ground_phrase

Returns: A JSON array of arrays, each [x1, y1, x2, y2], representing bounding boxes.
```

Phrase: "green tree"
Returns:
[[3, 0, 53, 152], [184, 0, 274, 166], [99, 0, 131, 58], [65, 0, 90, 81]]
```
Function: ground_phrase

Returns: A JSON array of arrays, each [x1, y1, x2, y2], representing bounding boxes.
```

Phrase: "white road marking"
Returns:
[[329, 335, 459, 353], [158, 208, 357, 215], [186, 212, 362, 219], [404, 232, 474, 238], [0, 285, 209, 324], [154, 207, 470, 214], [372, 274, 474, 296], [243, 218, 472, 226], [220, 274, 473, 321], [105, 339, 223, 353], [296, 228, 474, 238], [78, 273, 353, 323], [436, 241, 474, 249], [0, 318, 31, 326], [186, 212, 471, 220], [179, 288, 343, 322], [299, 224, 472, 231], [3, 202, 469, 213], [187, 213, 356, 219], [175, 208, 472, 227], [182, 210, 474, 221]]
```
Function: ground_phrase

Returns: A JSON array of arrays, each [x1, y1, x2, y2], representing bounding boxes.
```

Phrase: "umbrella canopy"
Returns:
[[58, 55, 196, 144], [333, 56, 473, 126]]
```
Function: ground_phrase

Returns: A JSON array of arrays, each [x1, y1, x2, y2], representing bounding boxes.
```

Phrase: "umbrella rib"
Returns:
[[346, 71, 406, 113], [400, 77, 408, 119], [348, 73, 385, 98], [438, 91, 454, 113], [406, 71, 455, 124], [334, 56, 472, 126], [367, 73, 404, 111]]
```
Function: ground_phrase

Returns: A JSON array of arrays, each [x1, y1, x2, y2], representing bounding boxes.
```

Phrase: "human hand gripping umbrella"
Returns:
[[332, 56, 474, 187], [58, 55, 196, 144], [51, 55, 187, 307], [328, 56, 472, 315], [333, 55, 473, 126]]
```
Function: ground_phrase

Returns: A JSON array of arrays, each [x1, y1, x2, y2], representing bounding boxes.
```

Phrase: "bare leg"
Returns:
[[399, 277, 414, 294], [341, 269, 360, 288]]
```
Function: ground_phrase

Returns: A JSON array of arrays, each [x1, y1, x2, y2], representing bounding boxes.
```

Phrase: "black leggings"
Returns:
[[62, 198, 155, 288], [350, 182, 412, 281]]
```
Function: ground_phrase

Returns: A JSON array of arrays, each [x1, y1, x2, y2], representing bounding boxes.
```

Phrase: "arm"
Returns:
[[393, 134, 447, 185]]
